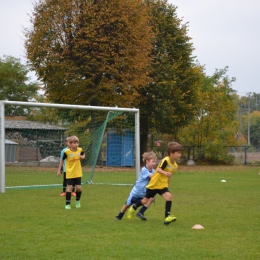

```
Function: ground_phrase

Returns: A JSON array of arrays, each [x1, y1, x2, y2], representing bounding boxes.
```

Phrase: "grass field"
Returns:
[[1, 165, 260, 259]]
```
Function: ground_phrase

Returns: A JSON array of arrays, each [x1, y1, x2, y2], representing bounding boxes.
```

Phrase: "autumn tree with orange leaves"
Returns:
[[25, 0, 202, 154], [25, 0, 154, 107]]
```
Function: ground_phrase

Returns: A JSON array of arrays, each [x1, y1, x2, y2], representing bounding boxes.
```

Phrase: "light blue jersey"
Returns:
[[60, 147, 68, 172], [126, 166, 154, 205]]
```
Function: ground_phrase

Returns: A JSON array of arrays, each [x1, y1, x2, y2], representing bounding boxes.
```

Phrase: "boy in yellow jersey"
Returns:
[[57, 136, 85, 209], [127, 142, 182, 225], [59, 137, 76, 197]]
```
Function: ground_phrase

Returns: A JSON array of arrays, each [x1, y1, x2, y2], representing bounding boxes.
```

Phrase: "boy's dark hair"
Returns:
[[167, 142, 183, 155]]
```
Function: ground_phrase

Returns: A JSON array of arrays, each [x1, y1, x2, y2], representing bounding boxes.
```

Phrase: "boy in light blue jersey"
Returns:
[[115, 151, 157, 220]]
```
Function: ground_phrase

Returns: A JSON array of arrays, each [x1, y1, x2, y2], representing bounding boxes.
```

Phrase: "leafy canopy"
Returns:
[[138, 0, 202, 150], [178, 67, 238, 163], [25, 0, 154, 107], [25, 0, 203, 153], [0, 56, 39, 115]]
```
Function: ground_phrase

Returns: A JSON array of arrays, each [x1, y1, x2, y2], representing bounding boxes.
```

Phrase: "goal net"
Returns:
[[0, 101, 140, 192]]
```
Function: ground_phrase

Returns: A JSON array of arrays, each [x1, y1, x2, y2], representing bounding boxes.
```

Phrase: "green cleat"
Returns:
[[164, 215, 177, 225], [75, 201, 81, 209], [127, 205, 136, 219], [65, 204, 71, 210]]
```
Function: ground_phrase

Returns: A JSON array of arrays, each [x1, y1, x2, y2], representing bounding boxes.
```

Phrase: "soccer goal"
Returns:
[[0, 101, 140, 193]]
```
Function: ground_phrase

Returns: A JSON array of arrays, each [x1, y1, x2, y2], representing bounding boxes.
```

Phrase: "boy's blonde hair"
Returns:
[[142, 151, 157, 163], [69, 135, 79, 143], [167, 142, 183, 155]]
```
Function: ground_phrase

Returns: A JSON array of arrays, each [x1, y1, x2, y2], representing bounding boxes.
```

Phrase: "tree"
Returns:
[[240, 110, 260, 147], [0, 56, 39, 115], [237, 92, 260, 146], [250, 111, 260, 147], [25, 0, 202, 156], [238, 93, 260, 114], [138, 0, 202, 152], [178, 67, 239, 163], [25, 0, 154, 107]]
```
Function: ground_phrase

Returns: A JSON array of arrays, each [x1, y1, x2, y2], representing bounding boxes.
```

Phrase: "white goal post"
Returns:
[[0, 100, 140, 193]]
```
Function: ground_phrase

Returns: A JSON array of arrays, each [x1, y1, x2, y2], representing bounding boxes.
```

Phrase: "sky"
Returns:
[[1, 0, 259, 96]]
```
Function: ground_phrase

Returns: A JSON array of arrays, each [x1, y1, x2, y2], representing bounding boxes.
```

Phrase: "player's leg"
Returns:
[[136, 197, 155, 220], [65, 180, 73, 209], [60, 172, 67, 196], [72, 183, 76, 196], [75, 178, 82, 208], [127, 189, 156, 219], [115, 204, 130, 220], [115, 194, 137, 220], [127, 197, 147, 219], [161, 189, 176, 225]]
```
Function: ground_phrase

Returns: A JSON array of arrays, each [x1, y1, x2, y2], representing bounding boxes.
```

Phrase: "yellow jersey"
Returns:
[[63, 148, 84, 179], [146, 156, 178, 190]]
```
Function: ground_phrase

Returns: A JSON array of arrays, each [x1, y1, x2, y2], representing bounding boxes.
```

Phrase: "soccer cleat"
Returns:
[[114, 216, 122, 220], [60, 192, 66, 196], [136, 212, 147, 221], [164, 215, 177, 225], [65, 204, 71, 210], [75, 201, 81, 208], [127, 205, 136, 219], [71, 192, 76, 197]]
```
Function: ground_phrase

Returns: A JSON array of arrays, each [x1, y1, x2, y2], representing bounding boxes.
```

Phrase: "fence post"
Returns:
[[187, 146, 190, 160], [244, 146, 249, 165]]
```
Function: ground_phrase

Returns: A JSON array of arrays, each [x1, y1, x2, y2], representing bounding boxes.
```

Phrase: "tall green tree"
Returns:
[[25, 0, 154, 107], [0, 56, 39, 115], [138, 0, 202, 152], [178, 67, 239, 163]]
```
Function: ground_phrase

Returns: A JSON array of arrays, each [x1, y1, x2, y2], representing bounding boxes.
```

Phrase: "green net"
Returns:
[[4, 105, 136, 190]]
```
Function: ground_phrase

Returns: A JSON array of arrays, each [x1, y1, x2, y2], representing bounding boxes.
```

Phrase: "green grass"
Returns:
[[5, 166, 136, 188], [1, 166, 260, 259]]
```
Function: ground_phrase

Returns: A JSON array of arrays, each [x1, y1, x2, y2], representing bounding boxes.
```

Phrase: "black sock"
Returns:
[[76, 191, 82, 200], [66, 192, 71, 205], [117, 212, 124, 219], [165, 201, 172, 217], [139, 206, 147, 214], [134, 200, 143, 209]]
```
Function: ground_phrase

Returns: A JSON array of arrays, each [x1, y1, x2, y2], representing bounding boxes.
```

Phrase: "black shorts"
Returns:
[[145, 188, 169, 198], [66, 177, 81, 186]]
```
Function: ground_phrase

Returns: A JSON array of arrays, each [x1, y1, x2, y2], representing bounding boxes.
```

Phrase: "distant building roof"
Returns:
[[5, 139, 18, 144], [5, 120, 67, 131]]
